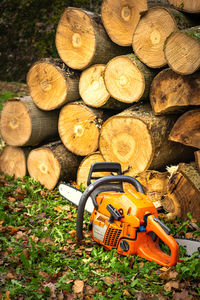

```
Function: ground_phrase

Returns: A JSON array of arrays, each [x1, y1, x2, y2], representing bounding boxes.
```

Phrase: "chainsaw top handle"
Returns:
[[76, 175, 144, 241]]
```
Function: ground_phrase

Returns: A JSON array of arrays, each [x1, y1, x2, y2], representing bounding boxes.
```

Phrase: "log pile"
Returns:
[[0, 1, 200, 221]]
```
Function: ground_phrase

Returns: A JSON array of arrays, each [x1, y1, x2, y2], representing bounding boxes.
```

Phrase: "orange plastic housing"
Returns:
[[90, 188, 179, 267]]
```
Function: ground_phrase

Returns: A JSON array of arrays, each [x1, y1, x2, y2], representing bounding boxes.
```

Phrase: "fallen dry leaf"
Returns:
[[85, 285, 97, 296], [73, 279, 84, 294], [5, 291, 10, 300], [69, 230, 76, 238], [172, 290, 193, 300], [164, 280, 179, 292], [30, 234, 39, 243]]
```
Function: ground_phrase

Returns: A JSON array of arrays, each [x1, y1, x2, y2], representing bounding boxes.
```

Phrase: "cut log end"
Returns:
[[104, 56, 145, 103], [0, 100, 31, 146], [0, 146, 27, 178], [58, 103, 100, 156], [77, 152, 108, 188], [56, 8, 96, 70], [27, 61, 68, 110], [150, 69, 200, 115], [169, 109, 200, 149], [165, 31, 200, 75], [101, 0, 148, 46], [99, 116, 153, 176], [28, 148, 61, 190], [79, 64, 110, 107], [132, 7, 178, 68]]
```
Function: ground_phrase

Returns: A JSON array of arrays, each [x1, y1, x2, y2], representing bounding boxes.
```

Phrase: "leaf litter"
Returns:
[[0, 175, 199, 299]]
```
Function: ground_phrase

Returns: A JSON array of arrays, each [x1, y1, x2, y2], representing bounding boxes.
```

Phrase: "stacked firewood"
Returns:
[[0, 0, 200, 221]]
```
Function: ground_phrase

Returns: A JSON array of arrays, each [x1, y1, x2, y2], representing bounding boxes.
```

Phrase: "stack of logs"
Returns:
[[0, 0, 200, 221]]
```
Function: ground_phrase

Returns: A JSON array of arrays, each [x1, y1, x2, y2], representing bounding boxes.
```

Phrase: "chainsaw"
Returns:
[[59, 162, 200, 266]]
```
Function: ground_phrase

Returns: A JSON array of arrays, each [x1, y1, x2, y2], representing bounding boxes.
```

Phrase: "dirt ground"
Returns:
[[0, 81, 29, 95]]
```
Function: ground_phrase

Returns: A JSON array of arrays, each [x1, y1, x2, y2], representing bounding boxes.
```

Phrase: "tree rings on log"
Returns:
[[101, 0, 148, 46], [0, 97, 58, 146], [79, 64, 129, 109], [169, 109, 200, 149], [58, 101, 106, 156], [104, 54, 154, 103], [168, 0, 200, 13], [0, 146, 30, 178], [164, 26, 200, 75], [150, 69, 200, 115], [132, 7, 192, 68], [27, 58, 80, 111], [99, 103, 194, 176], [27, 141, 79, 190], [55, 7, 127, 70]]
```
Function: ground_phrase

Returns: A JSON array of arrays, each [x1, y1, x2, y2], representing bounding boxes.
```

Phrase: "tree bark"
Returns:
[[104, 54, 155, 103], [27, 58, 80, 111], [27, 141, 79, 190], [99, 103, 194, 176], [58, 101, 109, 156], [164, 26, 200, 75], [168, 0, 200, 13], [55, 7, 128, 70], [132, 6, 193, 68], [101, 0, 148, 46], [0, 97, 59, 146], [76, 151, 109, 188], [0, 145, 31, 178], [150, 69, 200, 115], [169, 109, 200, 149], [79, 64, 129, 110], [195, 150, 200, 172], [163, 163, 200, 221]]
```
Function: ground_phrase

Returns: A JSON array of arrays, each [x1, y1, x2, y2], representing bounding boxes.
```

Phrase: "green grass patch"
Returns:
[[0, 175, 200, 299]]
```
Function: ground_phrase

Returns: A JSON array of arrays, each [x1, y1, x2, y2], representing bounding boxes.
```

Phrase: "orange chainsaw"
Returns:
[[60, 162, 179, 266]]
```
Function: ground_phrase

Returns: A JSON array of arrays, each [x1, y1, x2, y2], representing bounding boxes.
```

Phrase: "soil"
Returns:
[[0, 81, 29, 96]]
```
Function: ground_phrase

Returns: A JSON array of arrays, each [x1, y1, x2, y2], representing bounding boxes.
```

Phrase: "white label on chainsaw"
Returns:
[[93, 224, 108, 242]]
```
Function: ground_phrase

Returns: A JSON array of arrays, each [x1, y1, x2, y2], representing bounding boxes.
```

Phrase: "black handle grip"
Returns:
[[76, 175, 145, 241]]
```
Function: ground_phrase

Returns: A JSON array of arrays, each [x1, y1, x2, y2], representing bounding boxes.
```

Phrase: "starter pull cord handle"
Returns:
[[76, 175, 144, 241], [138, 215, 179, 267]]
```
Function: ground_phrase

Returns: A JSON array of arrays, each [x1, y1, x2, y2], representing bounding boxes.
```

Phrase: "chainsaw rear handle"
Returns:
[[76, 175, 144, 241], [138, 214, 179, 266]]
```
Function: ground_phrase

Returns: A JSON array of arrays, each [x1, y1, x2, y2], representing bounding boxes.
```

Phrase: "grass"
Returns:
[[0, 174, 200, 299]]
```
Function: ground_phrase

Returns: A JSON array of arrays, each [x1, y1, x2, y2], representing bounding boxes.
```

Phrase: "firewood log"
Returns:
[[168, 0, 200, 13], [79, 64, 129, 109], [27, 58, 80, 111], [132, 6, 193, 68], [164, 26, 200, 75], [58, 101, 109, 156], [0, 97, 58, 146], [169, 109, 200, 149], [55, 7, 127, 70], [76, 151, 109, 188], [0, 146, 31, 178], [104, 54, 155, 103], [27, 141, 79, 190], [99, 103, 194, 176], [101, 0, 148, 46], [195, 150, 200, 172], [136, 170, 169, 204], [150, 69, 200, 115], [163, 163, 200, 221]]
